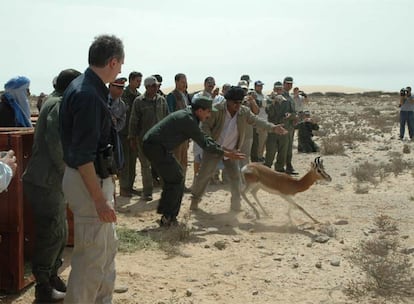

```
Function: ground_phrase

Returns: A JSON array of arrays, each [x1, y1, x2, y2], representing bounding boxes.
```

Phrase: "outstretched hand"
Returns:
[[272, 124, 288, 135], [223, 150, 246, 160]]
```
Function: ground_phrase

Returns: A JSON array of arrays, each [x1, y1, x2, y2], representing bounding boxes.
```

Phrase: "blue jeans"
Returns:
[[400, 111, 414, 139]]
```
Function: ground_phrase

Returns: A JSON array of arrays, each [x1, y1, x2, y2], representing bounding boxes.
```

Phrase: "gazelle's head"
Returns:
[[311, 157, 332, 182]]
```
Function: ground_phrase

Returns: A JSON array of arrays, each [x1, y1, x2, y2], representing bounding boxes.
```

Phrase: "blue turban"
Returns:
[[3, 76, 32, 127]]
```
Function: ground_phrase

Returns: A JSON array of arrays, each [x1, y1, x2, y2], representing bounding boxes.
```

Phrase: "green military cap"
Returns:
[[274, 81, 283, 88], [284, 76, 293, 83], [192, 96, 217, 111]]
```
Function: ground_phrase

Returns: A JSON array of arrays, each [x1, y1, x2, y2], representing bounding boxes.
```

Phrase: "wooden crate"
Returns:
[[0, 128, 75, 292], [0, 129, 35, 292]]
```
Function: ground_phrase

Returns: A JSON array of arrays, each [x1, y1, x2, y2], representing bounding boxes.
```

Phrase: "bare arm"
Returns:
[[0, 150, 16, 193], [77, 162, 117, 223]]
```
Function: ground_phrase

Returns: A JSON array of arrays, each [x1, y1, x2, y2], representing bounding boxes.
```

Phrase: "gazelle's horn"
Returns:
[[315, 156, 321, 165]]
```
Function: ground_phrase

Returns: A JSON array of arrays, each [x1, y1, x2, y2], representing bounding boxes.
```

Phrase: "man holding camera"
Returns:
[[293, 86, 309, 121], [399, 86, 414, 140], [59, 35, 124, 303]]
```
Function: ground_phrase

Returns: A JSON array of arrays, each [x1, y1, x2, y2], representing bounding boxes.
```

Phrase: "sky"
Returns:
[[1, 0, 414, 94]]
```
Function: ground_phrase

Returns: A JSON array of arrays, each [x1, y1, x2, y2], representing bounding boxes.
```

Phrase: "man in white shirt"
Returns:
[[190, 86, 287, 212]]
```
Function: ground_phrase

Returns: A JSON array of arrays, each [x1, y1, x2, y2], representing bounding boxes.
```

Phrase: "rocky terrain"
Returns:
[[2, 92, 414, 304]]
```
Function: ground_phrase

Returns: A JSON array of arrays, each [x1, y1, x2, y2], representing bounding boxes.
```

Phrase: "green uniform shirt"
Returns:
[[266, 93, 295, 129], [143, 108, 224, 156], [128, 93, 169, 139], [120, 85, 140, 137], [23, 91, 64, 189]]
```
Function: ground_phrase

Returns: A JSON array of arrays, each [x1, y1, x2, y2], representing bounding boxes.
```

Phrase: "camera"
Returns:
[[400, 88, 408, 96], [95, 144, 118, 178], [299, 91, 307, 98]]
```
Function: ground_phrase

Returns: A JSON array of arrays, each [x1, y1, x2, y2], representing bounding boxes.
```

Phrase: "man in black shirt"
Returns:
[[59, 34, 124, 303]]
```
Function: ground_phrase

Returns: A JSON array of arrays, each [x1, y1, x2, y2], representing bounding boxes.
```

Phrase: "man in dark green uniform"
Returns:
[[119, 71, 142, 197], [143, 96, 244, 227], [282, 76, 298, 175], [23, 68, 81, 303], [264, 81, 296, 172]]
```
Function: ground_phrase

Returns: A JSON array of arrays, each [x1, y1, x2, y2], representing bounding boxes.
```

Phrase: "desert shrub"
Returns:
[[403, 144, 410, 154], [325, 92, 347, 97], [354, 184, 370, 194], [337, 110, 349, 116], [367, 114, 395, 133], [352, 161, 379, 185], [383, 155, 408, 177], [361, 91, 384, 97], [308, 92, 324, 97], [320, 138, 345, 155], [362, 107, 381, 116], [345, 215, 414, 302], [336, 130, 369, 143]]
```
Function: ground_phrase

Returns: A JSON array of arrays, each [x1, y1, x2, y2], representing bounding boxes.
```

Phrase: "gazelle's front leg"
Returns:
[[241, 183, 261, 219], [282, 195, 320, 224], [251, 185, 269, 216]]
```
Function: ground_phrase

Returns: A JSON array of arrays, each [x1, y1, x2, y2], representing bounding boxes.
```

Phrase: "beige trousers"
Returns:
[[173, 140, 189, 176], [62, 167, 118, 304]]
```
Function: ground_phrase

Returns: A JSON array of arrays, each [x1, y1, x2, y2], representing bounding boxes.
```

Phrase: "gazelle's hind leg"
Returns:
[[282, 195, 320, 224], [241, 183, 261, 219], [250, 185, 269, 216]]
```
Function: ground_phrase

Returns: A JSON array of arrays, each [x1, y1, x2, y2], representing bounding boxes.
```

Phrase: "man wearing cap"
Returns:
[[108, 77, 127, 132], [264, 81, 293, 172], [251, 80, 267, 162], [143, 96, 244, 226], [23, 69, 81, 303], [190, 86, 288, 212], [129, 76, 169, 201], [152, 74, 166, 97], [166, 73, 192, 191], [282, 76, 298, 175], [240, 74, 251, 88], [293, 86, 309, 120], [119, 71, 142, 197]]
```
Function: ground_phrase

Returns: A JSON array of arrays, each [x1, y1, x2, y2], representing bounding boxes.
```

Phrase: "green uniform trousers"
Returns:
[[264, 132, 289, 171], [118, 134, 137, 190], [286, 129, 295, 170], [23, 182, 67, 284], [143, 142, 184, 218], [137, 139, 153, 196]]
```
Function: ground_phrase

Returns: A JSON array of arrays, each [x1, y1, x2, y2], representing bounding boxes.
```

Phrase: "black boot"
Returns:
[[50, 275, 67, 292], [35, 283, 65, 303]]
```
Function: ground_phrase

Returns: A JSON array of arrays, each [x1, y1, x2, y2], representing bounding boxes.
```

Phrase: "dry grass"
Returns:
[[117, 215, 192, 257], [345, 215, 414, 302], [352, 161, 379, 186], [321, 138, 345, 155]]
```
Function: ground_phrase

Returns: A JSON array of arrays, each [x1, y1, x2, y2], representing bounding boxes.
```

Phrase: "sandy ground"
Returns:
[[2, 93, 414, 304]]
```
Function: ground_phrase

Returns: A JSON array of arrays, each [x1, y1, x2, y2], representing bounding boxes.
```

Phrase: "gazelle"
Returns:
[[241, 157, 332, 223]]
